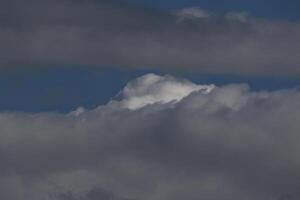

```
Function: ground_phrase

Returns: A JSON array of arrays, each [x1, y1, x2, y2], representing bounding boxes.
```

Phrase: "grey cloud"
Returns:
[[1, 0, 300, 75], [0, 74, 300, 200], [53, 187, 135, 200]]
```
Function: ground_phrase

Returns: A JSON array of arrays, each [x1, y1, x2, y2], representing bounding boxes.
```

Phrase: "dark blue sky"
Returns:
[[127, 0, 300, 20], [1, 67, 299, 113]]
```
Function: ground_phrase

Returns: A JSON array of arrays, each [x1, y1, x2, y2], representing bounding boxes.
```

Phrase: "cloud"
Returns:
[[0, 74, 300, 200], [52, 187, 133, 200], [173, 7, 213, 21], [1, 0, 300, 76], [114, 73, 214, 109]]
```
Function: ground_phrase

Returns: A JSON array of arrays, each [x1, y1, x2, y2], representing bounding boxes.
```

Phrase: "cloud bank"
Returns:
[[1, 74, 300, 200], [2, 0, 300, 75]]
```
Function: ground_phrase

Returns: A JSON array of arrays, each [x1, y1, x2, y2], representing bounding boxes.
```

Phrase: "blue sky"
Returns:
[[1, 67, 299, 113], [127, 0, 300, 20]]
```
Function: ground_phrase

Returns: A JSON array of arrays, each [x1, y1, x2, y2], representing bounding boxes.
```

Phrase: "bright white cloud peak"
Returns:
[[0, 74, 300, 200], [115, 73, 215, 110]]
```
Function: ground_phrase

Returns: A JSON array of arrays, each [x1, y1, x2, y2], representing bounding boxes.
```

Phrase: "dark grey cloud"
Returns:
[[52, 187, 134, 200], [0, 74, 300, 200], [1, 0, 300, 75]]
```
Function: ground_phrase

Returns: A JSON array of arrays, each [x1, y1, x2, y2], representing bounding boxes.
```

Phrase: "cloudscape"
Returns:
[[1, 74, 300, 200], [1, 0, 300, 200]]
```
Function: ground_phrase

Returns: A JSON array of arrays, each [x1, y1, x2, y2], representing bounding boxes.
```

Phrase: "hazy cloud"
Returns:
[[1, 0, 300, 75], [0, 74, 300, 199], [174, 7, 213, 21]]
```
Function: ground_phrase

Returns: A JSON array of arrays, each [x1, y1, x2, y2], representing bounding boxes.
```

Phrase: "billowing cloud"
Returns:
[[115, 73, 214, 109], [1, 0, 300, 75], [0, 74, 300, 200]]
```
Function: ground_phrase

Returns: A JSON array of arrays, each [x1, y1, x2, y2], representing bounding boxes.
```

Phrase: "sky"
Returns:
[[1, 67, 300, 113], [1, 0, 300, 200], [128, 0, 300, 20]]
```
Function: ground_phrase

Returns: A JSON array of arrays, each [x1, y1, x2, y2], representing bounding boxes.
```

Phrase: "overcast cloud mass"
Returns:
[[1, 0, 300, 75], [0, 74, 299, 200]]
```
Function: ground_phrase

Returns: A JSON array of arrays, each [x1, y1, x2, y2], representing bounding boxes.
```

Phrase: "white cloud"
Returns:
[[173, 7, 213, 21], [114, 73, 214, 110], [0, 74, 300, 200]]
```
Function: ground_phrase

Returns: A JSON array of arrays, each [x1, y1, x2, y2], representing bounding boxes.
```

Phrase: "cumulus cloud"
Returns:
[[1, 0, 300, 75], [114, 73, 214, 109], [0, 74, 300, 200]]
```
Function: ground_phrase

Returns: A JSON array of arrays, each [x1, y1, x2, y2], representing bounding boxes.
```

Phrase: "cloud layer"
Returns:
[[2, 0, 300, 75], [1, 74, 300, 200]]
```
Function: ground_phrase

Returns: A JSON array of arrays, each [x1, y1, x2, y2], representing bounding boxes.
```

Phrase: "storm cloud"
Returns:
[[0, 74, 300, 200], [1, 0, 300, 75]]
